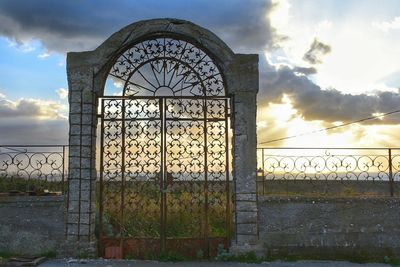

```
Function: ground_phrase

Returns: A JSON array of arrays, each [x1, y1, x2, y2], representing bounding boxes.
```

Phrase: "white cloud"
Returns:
[[56, 88, 68, 99], [373, 17, 400, 32], [315, 21, 400, 94], [5, 38, 36, 53], [314, 20, 332, 35], [38, 52, 50, 58], [268, 1, 400, 95], [113, 81, 123, 88], [270, 0, 291, 34], [0, 97, 65, 119]]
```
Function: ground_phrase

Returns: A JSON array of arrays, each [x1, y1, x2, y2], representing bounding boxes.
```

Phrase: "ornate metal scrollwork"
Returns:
[[257, 148, 400, 196], [109, 37, 224, 97], [100, 36, 231, 257], [0, 146, 66, 193]]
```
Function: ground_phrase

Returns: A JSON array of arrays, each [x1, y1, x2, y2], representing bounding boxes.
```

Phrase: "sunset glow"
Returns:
[[0, 0, 399, 148]]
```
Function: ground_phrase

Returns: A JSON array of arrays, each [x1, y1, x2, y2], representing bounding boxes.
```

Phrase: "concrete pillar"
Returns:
[[228, 54, 260, 251], [65, 60, 98, 256]]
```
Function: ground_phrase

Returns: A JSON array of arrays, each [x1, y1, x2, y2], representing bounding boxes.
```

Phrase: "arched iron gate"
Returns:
[[98, 37, 232, 259]]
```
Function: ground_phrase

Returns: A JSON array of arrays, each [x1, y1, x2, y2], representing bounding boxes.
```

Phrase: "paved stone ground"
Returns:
[[38, 259, 392, 267]]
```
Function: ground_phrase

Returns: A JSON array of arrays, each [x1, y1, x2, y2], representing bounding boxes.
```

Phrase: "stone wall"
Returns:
[[256, 180, 397, 197], [259, 196, 400, 259], [0, 196, 66, 256]]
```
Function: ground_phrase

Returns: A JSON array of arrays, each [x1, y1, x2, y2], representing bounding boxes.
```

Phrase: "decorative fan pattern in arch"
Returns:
[[109, 37, 225, 97]]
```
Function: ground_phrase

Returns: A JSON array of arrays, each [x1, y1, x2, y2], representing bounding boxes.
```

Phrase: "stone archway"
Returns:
[[66, 18, 259, 256]]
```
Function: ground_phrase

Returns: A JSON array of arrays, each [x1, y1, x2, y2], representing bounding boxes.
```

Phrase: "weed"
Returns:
[[214, 244, 231, 261], [215, 244, 264, 264], [231, 251, 263, 264], [383, 255, 400, 266], [78, 251, 90, 259], [0, 176, 64, 193], [123, 254, 136, 260], [153, 251, 187, 262], [99, 183, 233, 238], [195, 249, 204, 259], [40, 250, 57, 258], [0, 251, 13, 259]]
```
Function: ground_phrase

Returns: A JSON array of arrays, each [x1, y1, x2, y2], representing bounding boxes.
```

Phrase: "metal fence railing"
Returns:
[[1, 145, 399, 197], [257, 147, 400, 197], [0, 145, 68, 195]]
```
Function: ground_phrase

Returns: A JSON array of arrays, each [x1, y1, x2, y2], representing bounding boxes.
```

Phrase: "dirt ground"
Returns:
[[37, 259, 392, 267]]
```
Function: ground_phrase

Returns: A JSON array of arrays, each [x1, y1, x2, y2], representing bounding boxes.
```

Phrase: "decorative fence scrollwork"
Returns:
[[257, 148, 400, 197], [99, 35, 231, 259], [0, 145, 67, 195]]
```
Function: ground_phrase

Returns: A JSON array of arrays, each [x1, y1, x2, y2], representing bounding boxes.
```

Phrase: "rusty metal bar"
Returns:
[[102, 117, 226, 122], [62, 145, 66, 194], [98, 95, 229, 100], [99, 98, 105, 251], [0, 145, 68, 147], [65, 144, 70, 238], [262, 148, 265, 195], [224, 98, 231, 246], [256, 147, 396, 197], [203, 98, 209, 258], [160, 97, 166, 253], [389, 148, 394, 197], [120, 99, 126, 258], [257, 147, 400, 150]]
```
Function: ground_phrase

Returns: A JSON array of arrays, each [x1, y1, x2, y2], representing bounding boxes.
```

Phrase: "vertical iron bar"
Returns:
[[99, 98, 105, 254], [262, 149, 265, 195], [65, 145, 70, 237], [203, 98, 209, 258], [163, 38, 166, 86], [389, 148, 394, 197], [61, 145, 65, 195], [231, 94, 238, 245], [160, 97, 166, 253], [120, 99, 126, 258], [224, 98, 231, 248]]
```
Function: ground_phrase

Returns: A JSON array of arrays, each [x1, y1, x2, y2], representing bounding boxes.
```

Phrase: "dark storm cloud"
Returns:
[[0, 118, 68, 145], [0, 98, 68, 144], [259, 64, 400, 125], [0, 0, 277, 53], [2, 0, 398, 128], [303, 38, 331, 64], [293, 66, 317, 75]]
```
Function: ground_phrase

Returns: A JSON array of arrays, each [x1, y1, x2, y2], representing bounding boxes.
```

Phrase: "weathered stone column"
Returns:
[[65, 55, 98, 256], [228, 54, 259, 251]]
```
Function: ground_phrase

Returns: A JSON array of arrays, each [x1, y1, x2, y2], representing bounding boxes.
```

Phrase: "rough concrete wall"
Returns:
[[256, 180, 397, 197], [0, 196, 65, 255], [259, 196, 400, 258]]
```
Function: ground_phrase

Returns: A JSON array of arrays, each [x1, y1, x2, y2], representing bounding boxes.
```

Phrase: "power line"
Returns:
[[258, 108, 400, 145]]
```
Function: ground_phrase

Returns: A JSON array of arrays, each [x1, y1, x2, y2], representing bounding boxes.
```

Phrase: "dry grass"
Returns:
[[99, 181, 232, 238]]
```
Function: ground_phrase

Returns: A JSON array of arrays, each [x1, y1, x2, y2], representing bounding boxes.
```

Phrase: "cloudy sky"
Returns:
[[0, 0, 399, 147]]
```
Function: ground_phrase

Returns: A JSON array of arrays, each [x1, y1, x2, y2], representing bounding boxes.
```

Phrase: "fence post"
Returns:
[[62, 145, 66, 194], [262, 149, 265, 195], [388, 148, 394, 197]]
